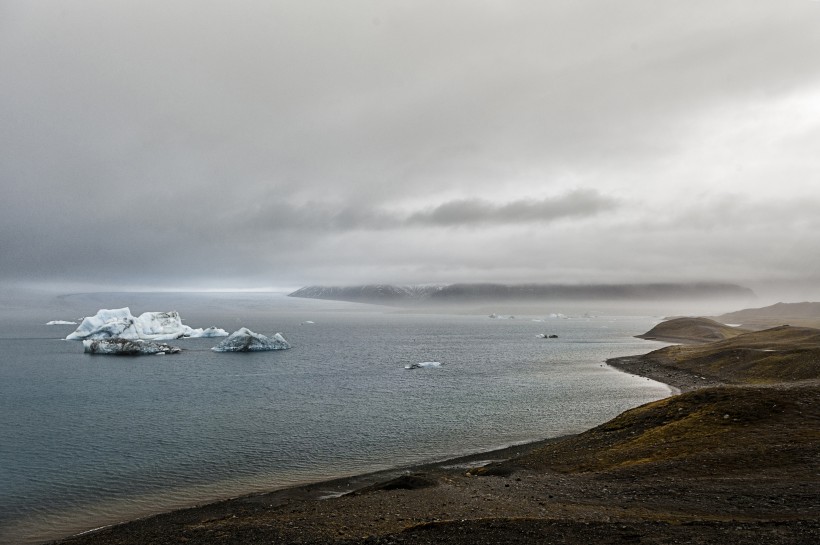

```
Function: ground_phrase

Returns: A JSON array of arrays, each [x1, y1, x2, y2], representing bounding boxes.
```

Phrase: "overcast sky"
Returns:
[[2, 1, 820, 297]]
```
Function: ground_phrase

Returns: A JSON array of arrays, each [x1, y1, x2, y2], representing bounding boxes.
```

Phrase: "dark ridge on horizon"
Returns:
[[288, 282, 755, 306]]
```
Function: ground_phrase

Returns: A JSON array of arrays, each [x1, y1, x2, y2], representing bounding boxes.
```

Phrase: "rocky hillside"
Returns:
[[513, 384, 819, 477], [636, 317, 751, 344], [640, 325, 820, 384]]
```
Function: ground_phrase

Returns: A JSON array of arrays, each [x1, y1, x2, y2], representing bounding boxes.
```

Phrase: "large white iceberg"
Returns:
[[83, 338, 181, 355], [66, 308, 228, 341], [211, 328, 291, 352]]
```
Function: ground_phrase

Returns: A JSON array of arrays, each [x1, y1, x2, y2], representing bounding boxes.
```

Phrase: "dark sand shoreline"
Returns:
[[53, 346, 820, 544], [47, 425, 579, 543], [605, 353, 723, 392]]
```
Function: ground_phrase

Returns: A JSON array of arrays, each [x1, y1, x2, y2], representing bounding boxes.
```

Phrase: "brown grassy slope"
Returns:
[[645, 325, 820, 383], [513, 385, 820, 476], [636, 317, 751, 343], [511, 325, 820, 477], [715, 301, 820, 329]]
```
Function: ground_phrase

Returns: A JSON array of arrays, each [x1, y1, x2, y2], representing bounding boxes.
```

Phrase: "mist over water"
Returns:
[[0, 292, 673, 544]]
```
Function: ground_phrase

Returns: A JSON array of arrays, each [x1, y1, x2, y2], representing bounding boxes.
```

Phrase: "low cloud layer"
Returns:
[[2, 1, 820, 299], [406, 190, 616, 227], [238, 189, 616, 232]]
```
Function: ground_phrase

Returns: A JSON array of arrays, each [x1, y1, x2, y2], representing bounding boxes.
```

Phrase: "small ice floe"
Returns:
[[46, 320, 77, 325], [211, 328, 291, 352], [82, 338, 181, 355], [300, 320, 315, 325], [196, 327, 231, 338], [405, 361, 442, 370], [548, 313, 568, 319]]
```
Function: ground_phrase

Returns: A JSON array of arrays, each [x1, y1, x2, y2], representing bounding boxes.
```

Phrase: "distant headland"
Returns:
[[289, 282, 755, 305]]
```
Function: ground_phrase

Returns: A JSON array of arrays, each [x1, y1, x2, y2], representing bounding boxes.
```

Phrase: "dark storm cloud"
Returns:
[[2, 1, 820, 294]]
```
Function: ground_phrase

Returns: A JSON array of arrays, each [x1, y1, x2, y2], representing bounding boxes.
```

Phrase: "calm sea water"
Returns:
[[0, 292, 671, 544]]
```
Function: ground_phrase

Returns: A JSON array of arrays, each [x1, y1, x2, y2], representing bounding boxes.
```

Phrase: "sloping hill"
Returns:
[[636, 317, 751, 344], [715, 301, 820, 329], [514, 384, 819, 477], [643, 325, 820, 384], [500, 323, 820, 479]]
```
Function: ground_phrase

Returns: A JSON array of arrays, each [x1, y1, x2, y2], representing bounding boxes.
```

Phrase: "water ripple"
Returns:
[[0, 306, 670, 545]]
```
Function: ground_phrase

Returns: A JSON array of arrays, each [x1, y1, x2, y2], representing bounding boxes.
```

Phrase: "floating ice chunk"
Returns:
[[211, 328, 291, 352], [186, 326, 230, 338], [134, 311, 192, 340], [82, 338, 181, 355], [300, 320, 315, 325], [405, 361, 442, 370], [67, 308, 139, 340], [66, 308, 228, 340], [132, 312, 227, 339], [46, 320, 77, 325]]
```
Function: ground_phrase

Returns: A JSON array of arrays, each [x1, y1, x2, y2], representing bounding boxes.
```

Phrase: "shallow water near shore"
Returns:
[[0, 292, 671, 545]]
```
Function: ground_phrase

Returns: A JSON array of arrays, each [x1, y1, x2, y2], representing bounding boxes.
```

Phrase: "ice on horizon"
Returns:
[[66, 308, 229, 341], [211, 328, 291, 352], [47, 320, 77, 325]]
